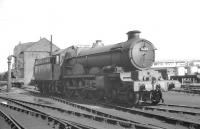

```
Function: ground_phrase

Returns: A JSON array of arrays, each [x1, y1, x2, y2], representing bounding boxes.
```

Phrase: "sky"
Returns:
[[0, 0, 200, 72]]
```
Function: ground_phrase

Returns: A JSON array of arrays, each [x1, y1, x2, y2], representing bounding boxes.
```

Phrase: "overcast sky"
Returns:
[[0, 0, 200, 72]]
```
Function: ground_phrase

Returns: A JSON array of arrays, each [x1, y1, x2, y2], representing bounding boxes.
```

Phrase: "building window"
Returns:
[[56, 55, 60, 64]]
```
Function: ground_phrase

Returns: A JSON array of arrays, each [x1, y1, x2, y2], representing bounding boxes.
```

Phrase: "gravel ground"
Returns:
[[1, 86, 200, 129], [163, 91, 200, 106], [0, 87, 182, 128], [0, 106, 51, 129], [0, 116, 12, 129], [0, 87, 128, 129]]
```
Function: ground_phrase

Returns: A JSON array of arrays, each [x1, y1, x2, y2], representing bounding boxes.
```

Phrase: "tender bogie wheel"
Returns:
[[49, 83, 52, 93], [63, 85, 67, 95], [133, 93, 140, 105], [93, 89, 105, 101], [111, 89, 117, 102], [52, 84, 55, 94], [46, 83, 49, 94], [87, 90, 95, 99], [75, 89, 83, 100], [37, 83, 41, 92], [78, 80, 84, 87], [42, 84, 45, 94], [40, 85, 43, 94], [52, 83, 56, 94], [65, 89, 74, 98], [105, 91, 112, 103], [127, 91, 134, 101], [83, 89, 89, 99], [40, 83, 43, 93]]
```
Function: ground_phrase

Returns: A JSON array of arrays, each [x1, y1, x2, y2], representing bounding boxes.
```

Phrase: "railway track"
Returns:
[[22, 89, 200, 128], [135, 103, 200, 120], [158, 103, 200, 110], [0, 108, 24, 129], [0, 96, 160, 129], [8, 88, 200, 129], [48, 96, 200, 129], [139, 104, 200, 115], [0, 98, 82, 129]]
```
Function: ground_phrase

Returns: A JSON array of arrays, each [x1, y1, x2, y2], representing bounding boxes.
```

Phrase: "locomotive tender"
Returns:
[[34, 30, 161, 105]]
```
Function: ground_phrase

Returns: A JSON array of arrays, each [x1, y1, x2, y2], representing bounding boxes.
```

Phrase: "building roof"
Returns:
[[14, 42, 34, 55], [14, 38, 60, 56]]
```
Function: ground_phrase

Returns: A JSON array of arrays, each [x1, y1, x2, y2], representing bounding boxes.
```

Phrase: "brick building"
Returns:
[[13, 38, 60, 85]]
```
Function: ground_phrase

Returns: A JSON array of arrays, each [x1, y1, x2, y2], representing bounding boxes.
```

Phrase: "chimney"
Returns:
[[50, 35, 52, 56], [127, 30, 141, 40], [96, 40, 102, 44], [92, 40, 104, 48]]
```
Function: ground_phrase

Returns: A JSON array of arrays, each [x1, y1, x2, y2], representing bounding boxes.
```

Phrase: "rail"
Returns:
[[50, 96, 200, 129], [0, 96, 162, 129], [0, 99, 81, 129], [0, 109, 24, 129]]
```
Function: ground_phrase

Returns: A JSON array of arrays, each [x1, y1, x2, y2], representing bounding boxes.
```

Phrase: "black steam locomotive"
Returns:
[[34, 30, 161, 105]]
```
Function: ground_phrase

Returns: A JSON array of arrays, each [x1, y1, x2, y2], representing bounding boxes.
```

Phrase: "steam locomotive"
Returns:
[[34, 30, 161, 105]]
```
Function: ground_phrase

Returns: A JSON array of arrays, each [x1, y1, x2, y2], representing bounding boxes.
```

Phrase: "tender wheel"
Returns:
[[41, 82, 45, 94], [65, 89, 74, 98], [78, 89, 87, 99], [111, 89, 117, 102], [105, 89, 117, 103], [37, 82, 42, 93], [93, 89, 105, 101], [133, 93, 140, 105], [46, 82, 50, 94]]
